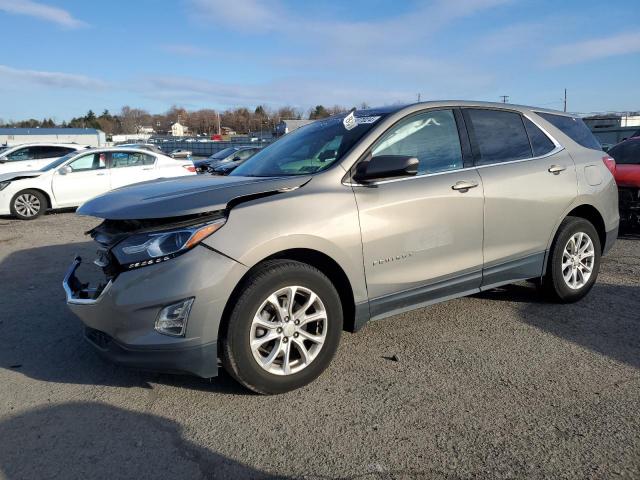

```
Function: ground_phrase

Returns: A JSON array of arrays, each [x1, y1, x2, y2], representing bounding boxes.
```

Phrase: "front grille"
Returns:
[[85, 327, 113, 350]]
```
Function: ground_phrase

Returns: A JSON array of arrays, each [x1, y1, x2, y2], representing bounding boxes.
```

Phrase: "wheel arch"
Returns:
[[565, 204, 606, 253], [220, 248, 360, 335]]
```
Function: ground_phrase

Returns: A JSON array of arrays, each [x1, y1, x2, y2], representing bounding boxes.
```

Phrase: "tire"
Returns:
[[10, 189, 47, 220], [221, 260, 343, 394], [542, 216, 601, 303]]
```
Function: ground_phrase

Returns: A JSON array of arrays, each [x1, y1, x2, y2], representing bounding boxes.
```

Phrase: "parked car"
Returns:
[[608, 138, 640, 228], [0, 147, 195, 219], [117, 143, 164, 154], [170, 149, 192, 158], [0, 143, 88, 174], [208, 147, 262, 175], [192, 147, 260, 174], [64, 101, 618, 394]]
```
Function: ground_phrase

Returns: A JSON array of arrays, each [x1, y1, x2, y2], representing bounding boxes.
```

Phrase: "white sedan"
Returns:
[[0, 147, 196, 219], [0, 143, 88, 174]]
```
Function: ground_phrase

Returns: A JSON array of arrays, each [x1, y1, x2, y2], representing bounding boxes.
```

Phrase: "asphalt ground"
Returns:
[[0, 212, 638, 479]]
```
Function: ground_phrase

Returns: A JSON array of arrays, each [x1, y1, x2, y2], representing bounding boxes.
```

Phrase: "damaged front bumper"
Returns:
[[63, 246, 248, 378]]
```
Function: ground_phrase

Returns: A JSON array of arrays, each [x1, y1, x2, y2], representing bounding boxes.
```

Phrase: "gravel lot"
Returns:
[[0, 212, 638, 479]]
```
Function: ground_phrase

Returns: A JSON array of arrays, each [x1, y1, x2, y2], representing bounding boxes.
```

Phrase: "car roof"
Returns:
[[355, 100, 574, 118]]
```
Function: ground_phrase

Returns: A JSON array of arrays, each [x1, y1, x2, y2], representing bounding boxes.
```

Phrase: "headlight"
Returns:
[[112, 218, 226, 269], [0, 181, 10, 191]]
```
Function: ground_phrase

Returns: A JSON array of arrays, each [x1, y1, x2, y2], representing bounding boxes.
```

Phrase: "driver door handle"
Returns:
[[451, 180, 479, 192], [548, 165, 566, 174], [96, 173, 107, 176]]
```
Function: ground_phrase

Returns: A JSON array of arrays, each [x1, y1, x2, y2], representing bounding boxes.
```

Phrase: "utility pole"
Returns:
[[563, 88, 567, 112], [417, 93, 421, 102], [500, 95, 509, 103]]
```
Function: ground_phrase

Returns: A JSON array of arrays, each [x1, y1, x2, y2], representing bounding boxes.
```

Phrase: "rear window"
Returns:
[[536, 112, 601, 151], [465, 109, 532, 165], [608, 141, 640, 165]]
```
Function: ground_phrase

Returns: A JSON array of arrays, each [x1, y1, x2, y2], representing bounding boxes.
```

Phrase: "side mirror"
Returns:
[[232, 156, 241, 162], [58, 165, 72, 175], [318, 150, 337, 162], [353, 155, 419, 184]]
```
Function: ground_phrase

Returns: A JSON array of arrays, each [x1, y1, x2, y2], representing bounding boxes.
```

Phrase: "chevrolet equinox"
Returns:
[[64, 101, 619, 394]]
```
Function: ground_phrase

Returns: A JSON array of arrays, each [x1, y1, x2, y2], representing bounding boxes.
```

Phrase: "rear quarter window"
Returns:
[[536, 112, 601, 151]]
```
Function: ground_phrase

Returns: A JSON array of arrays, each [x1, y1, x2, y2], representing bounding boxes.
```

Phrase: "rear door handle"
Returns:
[[451, 180, 479, 192], [548, 165, 566, 174], [96, 173, 106, 176]]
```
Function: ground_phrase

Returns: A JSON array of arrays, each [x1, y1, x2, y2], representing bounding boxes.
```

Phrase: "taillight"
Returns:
[[183, 165, 196, 173], [602, 155, 616, 175]]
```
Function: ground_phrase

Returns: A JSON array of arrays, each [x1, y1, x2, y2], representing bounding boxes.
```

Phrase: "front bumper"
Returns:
[[63, 245, 247, 378]]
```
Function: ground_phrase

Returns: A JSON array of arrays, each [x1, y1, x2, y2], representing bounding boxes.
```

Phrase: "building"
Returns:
[[275, 119, 315, 136], [0, 127, 105, 147], [171, 122, 186, 137], [583, 113, 640, 147]]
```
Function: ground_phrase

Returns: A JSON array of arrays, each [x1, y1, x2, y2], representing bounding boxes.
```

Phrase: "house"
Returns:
[[171, 122, 186, 137]]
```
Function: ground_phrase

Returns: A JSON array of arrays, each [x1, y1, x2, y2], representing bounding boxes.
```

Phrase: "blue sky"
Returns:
[[0, 0, 639, 121]]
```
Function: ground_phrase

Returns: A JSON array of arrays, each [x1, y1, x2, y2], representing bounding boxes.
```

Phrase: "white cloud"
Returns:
[[0, 65, 108, 90], [142, 75, 410, 108], [161, 44, 209, 56], [0, 0, 87, 28], [188, 0, 278, 31], [547, 31, 640, 66]]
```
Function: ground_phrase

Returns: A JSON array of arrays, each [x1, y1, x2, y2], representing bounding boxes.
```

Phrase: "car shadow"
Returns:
[[0, 241, 247, 395], [0, 402, 285, 479], [476, 282, 640, 369]]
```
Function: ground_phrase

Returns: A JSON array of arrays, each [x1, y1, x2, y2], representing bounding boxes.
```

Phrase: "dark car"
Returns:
[[193, 147, 261, 174]]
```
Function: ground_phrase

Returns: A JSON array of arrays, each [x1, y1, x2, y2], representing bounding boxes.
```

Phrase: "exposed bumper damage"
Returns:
[[64, 175, 311, 377]]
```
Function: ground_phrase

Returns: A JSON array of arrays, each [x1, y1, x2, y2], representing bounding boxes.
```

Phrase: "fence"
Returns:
[[150, 138, 276, 157]]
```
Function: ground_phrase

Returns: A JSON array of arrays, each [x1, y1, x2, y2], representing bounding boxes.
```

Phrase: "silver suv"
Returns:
[[64, 101, 619, 394]]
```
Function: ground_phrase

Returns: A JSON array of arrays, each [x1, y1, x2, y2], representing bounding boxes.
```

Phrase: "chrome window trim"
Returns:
[[343, 107, 566, 187]]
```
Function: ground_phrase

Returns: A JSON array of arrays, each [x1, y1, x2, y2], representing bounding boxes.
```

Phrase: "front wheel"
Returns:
[[221, 260, 343, 394], [10, 189, 47, 220], [542, 216, 601, 302]]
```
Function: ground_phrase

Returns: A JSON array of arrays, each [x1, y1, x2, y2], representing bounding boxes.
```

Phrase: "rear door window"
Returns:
[[372, 109, 464, 175], [110, 152, 156, 168], [464, 109, 532, 165], [536, 112, 601, 151], [608, 141, 640, 165], [523, 118, 556, 157]]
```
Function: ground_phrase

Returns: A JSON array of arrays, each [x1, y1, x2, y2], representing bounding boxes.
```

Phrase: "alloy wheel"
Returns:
[[561, 232, 595, 290], [250, 286, 327, 376], [14, 193, 41, 218]]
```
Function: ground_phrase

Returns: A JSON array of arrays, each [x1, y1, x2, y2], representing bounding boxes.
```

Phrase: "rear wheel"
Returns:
[[221, 260, 342, 394], [542, 216, 601, 302], [10, 190, 47, 220]]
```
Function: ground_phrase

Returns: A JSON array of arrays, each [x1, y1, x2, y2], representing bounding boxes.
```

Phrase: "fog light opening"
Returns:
[[155, 298, 195, 337]]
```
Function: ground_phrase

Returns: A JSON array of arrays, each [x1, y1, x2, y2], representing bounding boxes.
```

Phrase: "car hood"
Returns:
[[0, 170, 43, 183], [77, 175, 312, 220]]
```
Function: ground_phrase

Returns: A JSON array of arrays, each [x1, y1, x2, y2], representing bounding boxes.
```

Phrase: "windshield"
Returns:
[[40, 152, 79, 171], [231, 112, 385, 177], [209, 147, 237, 160]]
